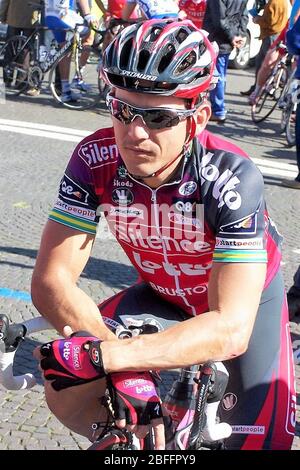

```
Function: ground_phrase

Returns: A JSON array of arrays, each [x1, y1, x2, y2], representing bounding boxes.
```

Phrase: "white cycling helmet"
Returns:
[[102, 19, 217, 101]]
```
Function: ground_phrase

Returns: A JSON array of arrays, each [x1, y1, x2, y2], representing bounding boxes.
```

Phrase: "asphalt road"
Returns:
[[0, 66, 299, 450]]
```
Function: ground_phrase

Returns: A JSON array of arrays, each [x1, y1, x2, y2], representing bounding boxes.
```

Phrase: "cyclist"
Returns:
[[178, 0, 207, 29], [95, 0, 139, 53], [122, 0, 179, 20], [31, 19, 295, 450], [248, 23, 289, 105], [45, 0, 98, 102]]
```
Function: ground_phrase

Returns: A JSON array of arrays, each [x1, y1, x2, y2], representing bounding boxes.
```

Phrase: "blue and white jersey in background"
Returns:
[[45, 0, 76, 18], [126, 0, 179, 19]]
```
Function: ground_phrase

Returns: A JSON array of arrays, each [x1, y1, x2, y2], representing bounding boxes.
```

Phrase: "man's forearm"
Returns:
[[95, 0, 107, 15], [78, 0, 92, 16], [32, 279, 115, 340], [101, 309, 243, 373]]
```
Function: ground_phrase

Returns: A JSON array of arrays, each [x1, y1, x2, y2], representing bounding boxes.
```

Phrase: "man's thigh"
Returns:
[[219, 271, 295, 450]]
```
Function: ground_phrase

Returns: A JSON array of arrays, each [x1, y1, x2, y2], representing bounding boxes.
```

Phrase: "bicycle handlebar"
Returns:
[[0, 316, 53, 390], [0, 315, 232, 448]]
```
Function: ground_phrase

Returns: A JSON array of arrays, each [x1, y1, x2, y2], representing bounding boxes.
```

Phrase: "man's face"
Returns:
[[112, 89, 190, 182]]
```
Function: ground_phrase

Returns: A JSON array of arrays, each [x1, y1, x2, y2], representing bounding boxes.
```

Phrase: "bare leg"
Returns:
[[44, 378, 108, 441]]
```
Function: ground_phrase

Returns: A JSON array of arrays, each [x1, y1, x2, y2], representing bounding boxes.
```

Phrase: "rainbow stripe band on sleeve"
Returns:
[[49, 209, 98, 235], [213, 250, 268, 263]]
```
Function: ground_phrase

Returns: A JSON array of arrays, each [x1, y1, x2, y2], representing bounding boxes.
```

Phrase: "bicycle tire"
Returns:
[[285, 103, 296, 147], [0, 35, 32, 96], [251, 66, 286, 123], [48, 46, 101, 110]]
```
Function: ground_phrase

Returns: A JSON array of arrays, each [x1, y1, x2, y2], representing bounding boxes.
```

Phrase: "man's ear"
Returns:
[[196, 101, 211, 133]]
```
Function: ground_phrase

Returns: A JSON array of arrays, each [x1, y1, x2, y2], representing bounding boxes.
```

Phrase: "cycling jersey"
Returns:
[[45, 0, 76, 18], [107, 0, 127, 18], [49, 128, 282, 317], [179, 0, 207, 29], [45, 0, 86, 43], [125, 0, 179, 19]]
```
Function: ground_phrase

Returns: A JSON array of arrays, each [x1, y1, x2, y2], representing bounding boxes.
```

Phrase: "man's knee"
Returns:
[[44, 378, 108, 439]]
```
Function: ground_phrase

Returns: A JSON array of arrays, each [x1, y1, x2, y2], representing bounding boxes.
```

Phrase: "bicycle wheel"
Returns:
[[251, 66, 287, 123], [285, 103, 296, 147], [0, 35, 31, 96], [48, 46, 101, 110]]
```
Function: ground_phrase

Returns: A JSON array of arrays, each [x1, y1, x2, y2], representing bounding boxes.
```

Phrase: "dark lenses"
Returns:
[[107, 95, 188, 130]]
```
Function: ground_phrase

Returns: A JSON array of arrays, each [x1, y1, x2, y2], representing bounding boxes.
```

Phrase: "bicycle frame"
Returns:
[[0, 315, 232, 450]]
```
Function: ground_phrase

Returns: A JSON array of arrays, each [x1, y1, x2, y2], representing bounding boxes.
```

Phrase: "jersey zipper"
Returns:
[[128, 174, 197, 316]]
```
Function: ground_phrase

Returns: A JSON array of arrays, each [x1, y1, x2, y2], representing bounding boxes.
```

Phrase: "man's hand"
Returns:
[[108, 371, 165, 450], [84, 13, 99, 30], [34, 332, 106, 391]]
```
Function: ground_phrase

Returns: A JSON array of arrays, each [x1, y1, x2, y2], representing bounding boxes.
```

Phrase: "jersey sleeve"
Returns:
[[204, 153, 268, 264], [49, 141, 100, 235]]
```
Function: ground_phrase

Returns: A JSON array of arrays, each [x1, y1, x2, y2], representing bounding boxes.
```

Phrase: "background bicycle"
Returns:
[[251, 51, 291, 124], [279, 66, 298, 147], [0, 314, 231, 451], [0, 1, 101, 110]]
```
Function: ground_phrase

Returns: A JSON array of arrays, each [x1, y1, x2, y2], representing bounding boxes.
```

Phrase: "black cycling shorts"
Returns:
[[98, 270, 295, 450]]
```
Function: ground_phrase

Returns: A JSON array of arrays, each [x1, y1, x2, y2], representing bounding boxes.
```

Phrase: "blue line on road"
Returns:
[[0, 287, 31, 301]]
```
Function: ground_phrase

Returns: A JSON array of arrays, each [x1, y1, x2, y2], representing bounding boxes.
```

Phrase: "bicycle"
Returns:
[[251, 52, 290, 124], [0, 314, 232, 451], [279, 67, 298, 147], [0, 1, 101, 110]]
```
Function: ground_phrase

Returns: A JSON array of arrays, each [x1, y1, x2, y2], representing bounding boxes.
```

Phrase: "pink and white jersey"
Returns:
[[49, 128, 282, 316]]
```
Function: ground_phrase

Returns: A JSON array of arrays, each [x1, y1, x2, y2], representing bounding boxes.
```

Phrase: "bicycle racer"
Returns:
[[32, 19, 295, 450], [45, 0, 98, 102]]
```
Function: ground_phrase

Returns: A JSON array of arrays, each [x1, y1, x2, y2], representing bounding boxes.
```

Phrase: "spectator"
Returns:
[[203, 0, 248, 123], [240, 0, 289, 96], [1, 0, 42, 96], [96, 0, 139, 53], [178, 0, 207, 29]]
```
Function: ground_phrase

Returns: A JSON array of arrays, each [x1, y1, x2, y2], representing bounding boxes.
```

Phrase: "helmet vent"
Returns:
[[176, 51, 197, 75], [137, 50, 150, 71], [120, 39, 133, 68], [158, 44, 175, 73], [199, 41, 207, 56], [148, 26, 163, 42], [176, 28, 189, 44]]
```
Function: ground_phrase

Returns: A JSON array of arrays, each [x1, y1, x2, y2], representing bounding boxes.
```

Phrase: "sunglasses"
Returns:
[[106, 93, 198, 130]]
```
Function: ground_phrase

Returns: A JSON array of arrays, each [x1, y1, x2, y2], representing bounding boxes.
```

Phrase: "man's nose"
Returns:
[[127, 115, 150, 139]]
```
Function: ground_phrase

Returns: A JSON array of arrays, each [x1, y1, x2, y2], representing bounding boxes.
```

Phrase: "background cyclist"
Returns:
[[45, 0, 98, 102], [31, 19, 295, 450]]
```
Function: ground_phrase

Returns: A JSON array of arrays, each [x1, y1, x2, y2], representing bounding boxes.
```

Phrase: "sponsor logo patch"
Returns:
[[117, 165, 128, 179], [59, 175, 89, 205], [168, 212, 203, 230], [215, 237, 264, 250], [178, 181, 197, 196], [222, 393, 238, 410], [54, 199, 96, 220], [112, 188, 134, 206], [231, 425, 265, 435], [109, 206, 144, 219], [219, 213, 258, 235]]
